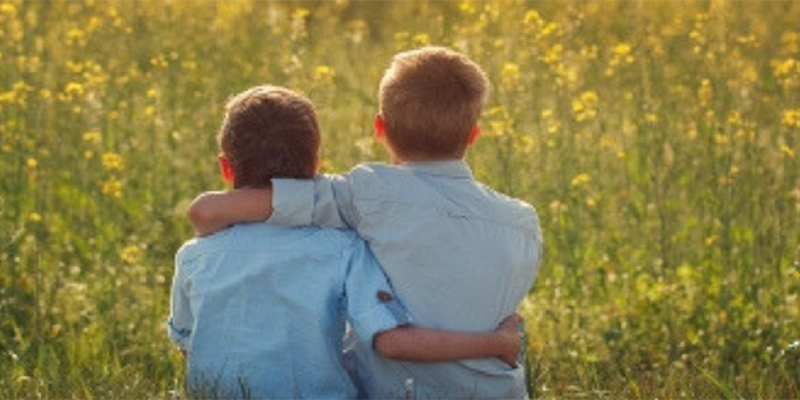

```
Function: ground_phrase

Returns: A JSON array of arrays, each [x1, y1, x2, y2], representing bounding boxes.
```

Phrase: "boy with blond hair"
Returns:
[[189, 48, 542, 399]]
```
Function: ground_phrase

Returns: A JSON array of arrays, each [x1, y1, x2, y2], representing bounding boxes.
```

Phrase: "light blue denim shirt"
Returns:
[[271, 160, 543, 399], [168, 223, 409, 399]]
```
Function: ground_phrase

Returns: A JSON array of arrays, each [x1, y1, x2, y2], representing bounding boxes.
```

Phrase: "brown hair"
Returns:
[[218, 85, 320, 188], [378, 46, 489, 159]]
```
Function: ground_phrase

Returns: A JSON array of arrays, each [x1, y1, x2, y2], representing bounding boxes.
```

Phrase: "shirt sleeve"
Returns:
[[269, 174, 359, 229], [167, 250, 194, 351], [343, 237, 411, 345]]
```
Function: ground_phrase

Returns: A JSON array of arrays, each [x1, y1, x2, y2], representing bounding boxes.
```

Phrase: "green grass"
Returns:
[[1, 1, 799, 398]]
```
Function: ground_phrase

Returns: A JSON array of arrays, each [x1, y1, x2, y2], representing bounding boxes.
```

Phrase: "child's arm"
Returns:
[[167, 250, 195, 352], [188, 175, 352, 236], [345, 239, 523, 367], [188, 189, 273, 236], [374, 314, 523, 368]]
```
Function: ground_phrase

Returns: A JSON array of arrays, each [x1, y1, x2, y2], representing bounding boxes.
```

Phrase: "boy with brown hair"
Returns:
[[189, 48, 542, 399], [168, 85, 523, 399]]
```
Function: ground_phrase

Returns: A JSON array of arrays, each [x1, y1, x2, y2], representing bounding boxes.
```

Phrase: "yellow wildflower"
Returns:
[[150, 54, 168, 68], [28, 212, 42, 223], [121, 245, 142, 264], [65, 82, 84, 97], [581, 91, 598, 106], [182, 60, 198, 71], [66, 61, 84, 73], [783, 109, 800, 128], [540, 22, 558, 38], [543, 44, 563, 65], [313, 65, 335, 84], [83, 131, 102, 145], [459, 1, 476, 15], [102, 178, 122, 199], [613, 43, 631, 56], [773, 59, 798, 77], [781, 145, 796, 158], [292, 7, 310, 19], [1, 3, 16, 14], [412, 33, 430, 46], [572, 91, 599, 121], [26, 158, 37, 169], [571, 173, 592, 188], [547, 121, 560, 135], [0, 91, 15, 104], [689, 30, 705, 45], [13, 81, 32, 94], [572, 99, 585, 113], [548, 200, 566, 214], [727, 111, 742, 126], [66, 28, 85, 45], [501, 63, 520, 88], [781, 32, 799, 54], [524, 9, 543, 27], [488, 106, 511, 136], [102, 152, 124, 171]]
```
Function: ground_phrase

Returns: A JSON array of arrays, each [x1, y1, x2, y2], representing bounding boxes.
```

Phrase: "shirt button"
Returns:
[[377, 290, 393, 302]]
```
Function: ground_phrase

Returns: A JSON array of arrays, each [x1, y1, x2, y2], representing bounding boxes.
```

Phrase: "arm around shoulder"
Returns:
[[187, 188, 273, 236], [373, 314, 523, 368]]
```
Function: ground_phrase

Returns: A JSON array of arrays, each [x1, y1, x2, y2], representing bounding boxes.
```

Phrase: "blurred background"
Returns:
[[0, 1, 799, 398]]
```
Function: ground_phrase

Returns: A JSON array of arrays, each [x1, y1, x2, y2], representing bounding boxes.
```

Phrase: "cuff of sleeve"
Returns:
[[268, 179, 315, 226], [167, 319, 192, 351], [351, 299, 412, 344]]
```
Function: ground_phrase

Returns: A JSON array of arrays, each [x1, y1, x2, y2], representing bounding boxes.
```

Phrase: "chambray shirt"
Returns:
[[168, 223, 409, 399], [271, 160, 543, 399]]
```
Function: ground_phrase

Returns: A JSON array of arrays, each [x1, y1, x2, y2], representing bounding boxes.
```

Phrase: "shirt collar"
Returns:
[[400, 160, 473, 179]]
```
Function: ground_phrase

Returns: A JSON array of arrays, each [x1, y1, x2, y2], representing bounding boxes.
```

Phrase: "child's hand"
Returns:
[[495, 313, 524, 368]]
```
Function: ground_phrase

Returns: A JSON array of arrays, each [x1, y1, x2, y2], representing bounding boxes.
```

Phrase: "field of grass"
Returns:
[[1, 0, 799, 398]]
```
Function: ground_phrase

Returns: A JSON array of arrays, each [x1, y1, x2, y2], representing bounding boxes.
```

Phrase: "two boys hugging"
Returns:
[[168, 47, 543, 399]]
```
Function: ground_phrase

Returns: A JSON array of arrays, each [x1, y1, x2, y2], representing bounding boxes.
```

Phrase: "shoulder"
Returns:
[[176, 224, 358, 262], [346, 163, 398, 182], [477, 183, 542, 233], [340, 163, 404, 200], [174, 233, 222, 266]]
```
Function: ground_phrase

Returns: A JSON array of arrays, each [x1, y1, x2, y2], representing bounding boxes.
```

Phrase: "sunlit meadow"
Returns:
[[1, 1, 799, 398]]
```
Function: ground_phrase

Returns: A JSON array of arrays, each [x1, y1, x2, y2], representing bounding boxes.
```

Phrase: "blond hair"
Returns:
[[378, 46, 488, 159]]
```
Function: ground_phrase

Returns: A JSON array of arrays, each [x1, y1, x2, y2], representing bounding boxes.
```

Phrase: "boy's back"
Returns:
[[271, 160, 542, 398], [169, 224, 403, 399], [186, 49, 543, 398]]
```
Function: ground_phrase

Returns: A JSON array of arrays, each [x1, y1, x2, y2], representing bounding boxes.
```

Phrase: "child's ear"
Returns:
[[467, 125, 481, 147], [218, 154, 235, 185], [374, 114, 387, 143]]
